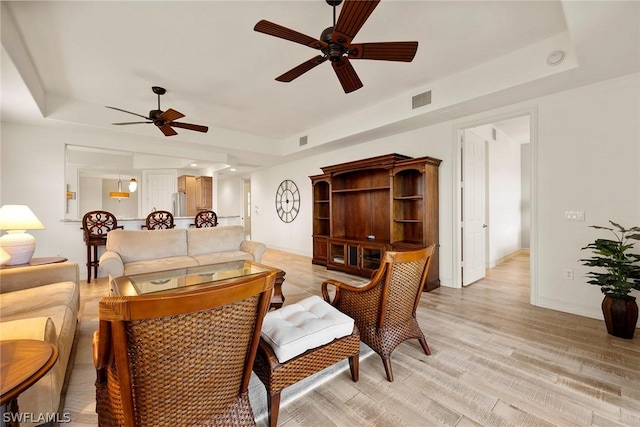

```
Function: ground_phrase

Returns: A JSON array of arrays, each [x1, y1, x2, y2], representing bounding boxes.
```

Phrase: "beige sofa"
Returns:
[[99, 225, 266, 279], [0, 261, 80, 426]]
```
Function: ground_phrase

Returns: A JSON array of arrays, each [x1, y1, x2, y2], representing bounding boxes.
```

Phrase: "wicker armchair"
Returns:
[[93, 271, 276, 426], [141, 210, 175, 230], [321, 246, 435, 382]]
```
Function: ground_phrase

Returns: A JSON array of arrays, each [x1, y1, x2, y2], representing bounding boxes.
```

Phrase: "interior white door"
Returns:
[[243, 178, 252, 239], [462, 129, 487, 286], [142, 170, 177, 215]]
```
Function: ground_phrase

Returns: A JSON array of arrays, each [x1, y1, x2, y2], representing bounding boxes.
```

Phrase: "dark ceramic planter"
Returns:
[[601, 295, 638, 339]]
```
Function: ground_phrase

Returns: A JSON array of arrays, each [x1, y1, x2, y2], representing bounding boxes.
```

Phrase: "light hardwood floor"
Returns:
[[64, 249, 640, 426]]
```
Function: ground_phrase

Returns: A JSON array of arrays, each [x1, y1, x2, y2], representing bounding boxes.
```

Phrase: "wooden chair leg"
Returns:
[[86, 245, 92, 284], [267, 391, 281, 427], [348, 353, 359, 382], [381, 356, 394, 382], [93, 245, 99, 280], [418, 337, 431, 355]]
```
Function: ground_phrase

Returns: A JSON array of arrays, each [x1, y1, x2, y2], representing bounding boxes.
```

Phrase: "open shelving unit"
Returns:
[[310, 153, 441, 290]]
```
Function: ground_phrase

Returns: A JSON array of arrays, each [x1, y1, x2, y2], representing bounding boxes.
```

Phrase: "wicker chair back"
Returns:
[[94, 271, 276, 426]]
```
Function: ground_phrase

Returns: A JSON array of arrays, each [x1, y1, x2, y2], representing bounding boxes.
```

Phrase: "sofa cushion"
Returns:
[[187, 226, 245, 256], [192, 251, 253, 266], [260, 296, 355, 363], [107, 229, 188, 263], [123, 256, 199, 276], [0, 281, 79, 320], [0, 287, 78, 379]]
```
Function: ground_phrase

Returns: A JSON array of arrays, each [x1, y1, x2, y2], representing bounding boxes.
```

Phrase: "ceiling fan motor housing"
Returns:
[[321, 27, 347, 61], [149, 110, 163, 120]]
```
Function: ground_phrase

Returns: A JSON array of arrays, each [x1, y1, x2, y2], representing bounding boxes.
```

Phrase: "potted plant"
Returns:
[[580, 221, 640, 339]]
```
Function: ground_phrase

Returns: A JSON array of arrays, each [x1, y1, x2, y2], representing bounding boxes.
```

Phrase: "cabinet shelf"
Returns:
[[332, 186, 390, 193], [394, 195, 423, 200], [315, 199, 330, 203], [392, 240, 424, 247], [393, 219, 422, 223]]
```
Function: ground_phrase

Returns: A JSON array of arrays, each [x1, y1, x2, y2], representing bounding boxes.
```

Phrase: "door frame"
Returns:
[[451, 107, 538, 305]]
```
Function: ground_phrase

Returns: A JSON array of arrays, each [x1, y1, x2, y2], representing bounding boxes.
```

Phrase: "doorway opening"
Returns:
[[455, 111, 535, 296]]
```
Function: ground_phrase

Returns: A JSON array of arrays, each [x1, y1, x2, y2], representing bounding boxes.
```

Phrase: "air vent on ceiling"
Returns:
[[412, 90, 432, 109], [299, 136, 308, 146]]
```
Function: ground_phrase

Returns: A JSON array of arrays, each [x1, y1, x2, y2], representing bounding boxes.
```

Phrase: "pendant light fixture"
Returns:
[[109, 176, 130, 200], [129, 178, 138, 193]]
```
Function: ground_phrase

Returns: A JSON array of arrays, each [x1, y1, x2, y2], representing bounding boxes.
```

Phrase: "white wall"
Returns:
[[533, 73, 640, 318], [248, 72, 640, 320], [2, 73, 639, 324], [216, 177, 243, 218], [487, 126, 522, 266]]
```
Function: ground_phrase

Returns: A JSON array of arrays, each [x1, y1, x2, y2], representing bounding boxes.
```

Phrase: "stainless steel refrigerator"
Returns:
[[172, 192, 186, 217]]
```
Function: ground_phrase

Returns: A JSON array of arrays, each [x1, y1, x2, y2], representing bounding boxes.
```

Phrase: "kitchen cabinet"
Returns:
[[195, 176, 213, 211]]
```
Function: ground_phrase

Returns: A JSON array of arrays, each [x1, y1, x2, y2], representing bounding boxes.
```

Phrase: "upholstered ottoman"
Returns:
[[253, 295, 360, 427]]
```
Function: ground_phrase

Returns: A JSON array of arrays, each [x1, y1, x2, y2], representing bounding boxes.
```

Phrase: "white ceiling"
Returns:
[[2, 1, 639, 173]]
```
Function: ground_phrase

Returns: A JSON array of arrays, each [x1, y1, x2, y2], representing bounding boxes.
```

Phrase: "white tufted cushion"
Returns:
[[261, 295, 355, 363]]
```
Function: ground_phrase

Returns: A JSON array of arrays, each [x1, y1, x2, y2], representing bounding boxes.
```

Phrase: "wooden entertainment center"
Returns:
[[310, 153, 442, 291]]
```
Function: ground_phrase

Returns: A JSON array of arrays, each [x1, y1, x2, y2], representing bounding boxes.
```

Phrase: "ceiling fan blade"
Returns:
[[332, 58, 363, 94], [254, 20, 327, 50], [349, 42, 418, 62], [105, 106, 151, 120], [158, 124, 178, 137], [276, 55, 328, 82], [333, 0, 380, 46], [170, 122, 209, 133], [112, 121, 152, 125], [158, 108, 185, 122]]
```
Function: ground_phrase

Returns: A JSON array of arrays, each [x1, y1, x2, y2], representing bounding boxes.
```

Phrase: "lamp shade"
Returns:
[[129, 178, 138, 193], [109, 177, 130, 200], [0, 205, 45, 265], [0, 205, 46, 230]]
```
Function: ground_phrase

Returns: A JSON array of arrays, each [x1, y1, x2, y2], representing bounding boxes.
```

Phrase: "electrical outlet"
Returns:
[[564, 269, 574, 280]]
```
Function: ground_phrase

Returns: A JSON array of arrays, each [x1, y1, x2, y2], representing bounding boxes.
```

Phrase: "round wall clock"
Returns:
[[275, 179, 300, 223]]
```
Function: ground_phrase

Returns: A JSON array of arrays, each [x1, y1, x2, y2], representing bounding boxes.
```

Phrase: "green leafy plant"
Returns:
[[580, 221, 640, 298]]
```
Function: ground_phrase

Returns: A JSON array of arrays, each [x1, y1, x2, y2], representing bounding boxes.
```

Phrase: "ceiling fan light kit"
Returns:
[[106, 86, 209, 136], [254, 0, 418, 93]]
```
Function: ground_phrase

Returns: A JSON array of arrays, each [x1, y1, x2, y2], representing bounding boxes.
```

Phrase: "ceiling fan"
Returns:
[[254, 0, 418, 94], [106, 86, 209, 137]]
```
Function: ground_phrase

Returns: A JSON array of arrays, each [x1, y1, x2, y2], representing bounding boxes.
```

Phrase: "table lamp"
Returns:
[[0, 205, 46, 265]]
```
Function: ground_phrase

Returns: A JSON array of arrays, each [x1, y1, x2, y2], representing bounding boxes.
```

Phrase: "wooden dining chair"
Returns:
[[321, 245, 435, 382], [93, 271, 276, 426], [141, 210, 175, 230], [193, 210, 219, 228], [82, 210, 122, 283]]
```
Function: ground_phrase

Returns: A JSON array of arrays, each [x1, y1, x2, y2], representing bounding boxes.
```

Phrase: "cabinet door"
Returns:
[[361, 245, 384, 271], [312, 236, 328, 265], [195, 176, 213, 210], [329, 241, 346, 266]]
